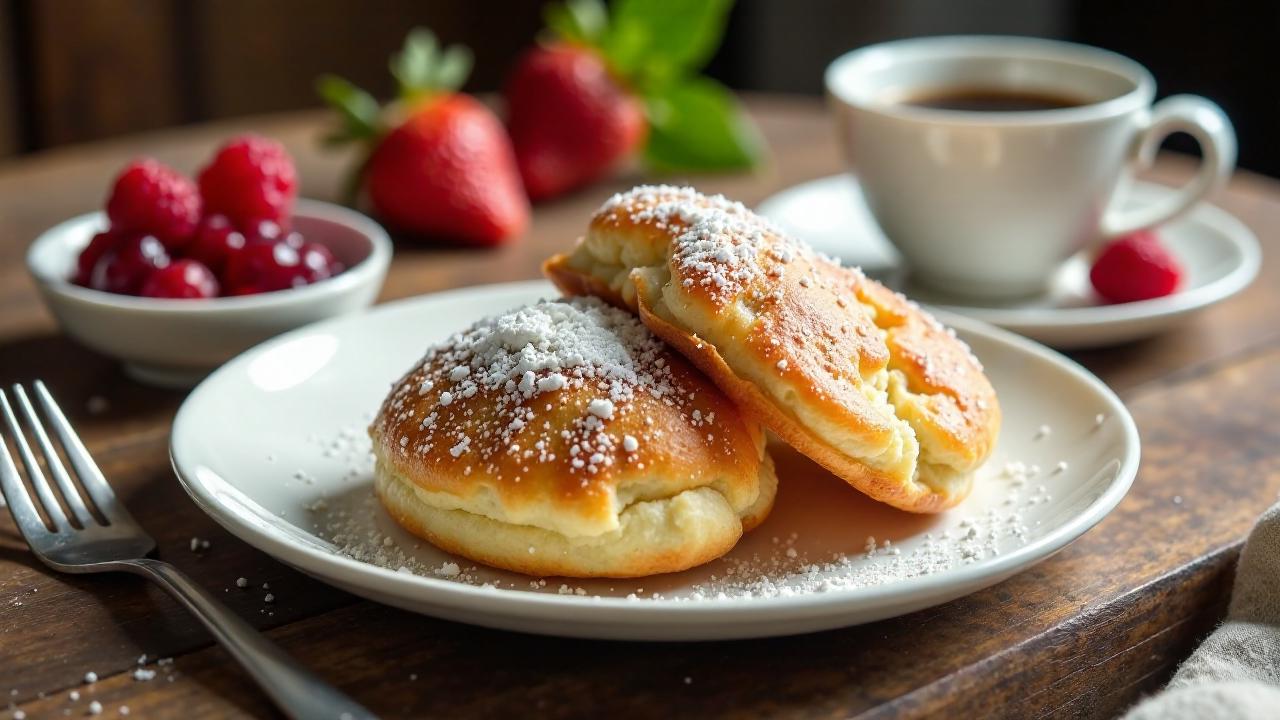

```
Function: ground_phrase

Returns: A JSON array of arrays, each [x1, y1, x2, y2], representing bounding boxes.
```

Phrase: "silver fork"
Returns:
[[0, 381, 377, 720]]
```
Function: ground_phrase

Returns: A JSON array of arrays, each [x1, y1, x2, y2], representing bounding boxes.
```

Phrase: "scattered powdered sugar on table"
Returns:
[[6, 656, 179, 718]]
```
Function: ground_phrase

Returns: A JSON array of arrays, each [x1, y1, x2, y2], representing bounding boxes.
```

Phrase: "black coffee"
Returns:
[[902, 88, 1088, 112]]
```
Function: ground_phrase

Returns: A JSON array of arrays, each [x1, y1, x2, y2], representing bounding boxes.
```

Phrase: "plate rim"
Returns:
[[757, 174, 1262, 330], [170, 280, 1141, 622]]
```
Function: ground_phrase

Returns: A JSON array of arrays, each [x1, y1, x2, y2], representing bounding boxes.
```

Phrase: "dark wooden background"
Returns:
[[0, 0, 543, 153], [1, 0, 1278, 174]]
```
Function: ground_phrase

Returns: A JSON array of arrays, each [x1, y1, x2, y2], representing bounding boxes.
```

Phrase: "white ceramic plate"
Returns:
[[757, 175, 1261, 349], [171, 280, 1139, 640]]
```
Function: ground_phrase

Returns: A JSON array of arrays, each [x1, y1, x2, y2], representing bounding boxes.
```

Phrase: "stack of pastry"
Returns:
[[371, 185, 1000, 578]]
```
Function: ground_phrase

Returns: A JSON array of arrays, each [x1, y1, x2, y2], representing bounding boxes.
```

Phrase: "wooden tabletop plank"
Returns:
[[0, 438, 358, 705], [2, 97, 1279, 719]]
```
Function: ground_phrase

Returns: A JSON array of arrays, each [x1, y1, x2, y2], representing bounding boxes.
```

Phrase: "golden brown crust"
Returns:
[[374, 455, 777, 578], [369, 297, 776, 576], [631, 272, 961, 514], [545, 186, 1001, 513], [543, 252, 628, 309], [855, 279, 1000, 468]]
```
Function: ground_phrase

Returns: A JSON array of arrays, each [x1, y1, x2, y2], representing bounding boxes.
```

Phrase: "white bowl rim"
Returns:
[[26, 198, 393, 314]]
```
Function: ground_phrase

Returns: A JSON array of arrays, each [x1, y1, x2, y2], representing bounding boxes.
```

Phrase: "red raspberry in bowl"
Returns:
[[198, 135, 298, 226], [243, 218, 294, 245], [223, 239, 307, 295], [78, 134, 340, 300], [187, 214, 246, 275], [280, 230, 306, 250], [105, 159, 201, 250], [1089, 229, 1184, 304], [74, 230, 123, 286], [141, 259, 220, 299], [299, 242, 343, 278], [89, 234, 170, 295]]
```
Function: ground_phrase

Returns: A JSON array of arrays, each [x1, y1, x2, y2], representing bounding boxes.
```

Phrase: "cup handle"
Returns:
[[1099, 94, 1236, 240]]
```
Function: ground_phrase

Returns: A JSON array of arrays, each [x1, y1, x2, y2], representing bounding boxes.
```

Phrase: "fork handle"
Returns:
[[121, 558, 378, 720]]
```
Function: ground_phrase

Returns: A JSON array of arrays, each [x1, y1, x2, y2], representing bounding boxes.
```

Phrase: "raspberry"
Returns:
[[223, 240, 306, 295], [74, 230, 123, 286], [198, 135, 298, 226], [187, 214, 246, 275], [299, 242, 343, 277], [141, 260, 220, 299], [105, 159, 200, 250], [1089, 230, 1184, 304], [243, 218, 288, 244], [89, 234, 170, 295]]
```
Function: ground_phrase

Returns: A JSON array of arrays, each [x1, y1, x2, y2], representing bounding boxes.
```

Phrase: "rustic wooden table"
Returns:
[[1, 97, 1277, 719]]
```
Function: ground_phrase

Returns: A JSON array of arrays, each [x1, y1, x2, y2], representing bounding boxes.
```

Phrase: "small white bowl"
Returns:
[[27, 199, 393, 387]]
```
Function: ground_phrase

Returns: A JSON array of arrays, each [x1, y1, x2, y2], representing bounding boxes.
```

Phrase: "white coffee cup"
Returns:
[[825, 36, 1236, 299]]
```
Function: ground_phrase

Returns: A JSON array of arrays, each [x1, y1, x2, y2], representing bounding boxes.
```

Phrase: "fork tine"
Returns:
[[32, 380, 132, 525], [13, 385, 96, 527], [0, 392, 53, 541], [0, 388, 68, 531]]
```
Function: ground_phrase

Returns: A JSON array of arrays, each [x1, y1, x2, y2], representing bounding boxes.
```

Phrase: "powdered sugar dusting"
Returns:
[[377, 297, 688, 480], [599, 184, 986, 377], [600, 185, 806, 300]]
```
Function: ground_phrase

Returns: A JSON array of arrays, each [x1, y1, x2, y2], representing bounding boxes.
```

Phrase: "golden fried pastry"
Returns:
[[544, 185, 999, 513], [369, 297, 776, 578]]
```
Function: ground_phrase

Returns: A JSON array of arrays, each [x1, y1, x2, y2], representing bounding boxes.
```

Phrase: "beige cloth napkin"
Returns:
[[1123, 501, 1280, 719]]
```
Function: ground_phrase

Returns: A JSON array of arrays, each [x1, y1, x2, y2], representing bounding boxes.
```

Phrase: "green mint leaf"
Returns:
[[545, 0, 608, 44], [316, 74, 382, 141], [606, 0, 734, 85], [642, 77, 761, 172]]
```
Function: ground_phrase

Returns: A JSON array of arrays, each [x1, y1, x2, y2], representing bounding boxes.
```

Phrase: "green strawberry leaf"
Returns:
[[604, 0, 734, 86], [642, 77, 761, 172], [316, 74, 382, 142], [391, 28, 438, 100], [544, 0, 608, 45], [432, 44, 474, 92], [389, 27, 473, 99]]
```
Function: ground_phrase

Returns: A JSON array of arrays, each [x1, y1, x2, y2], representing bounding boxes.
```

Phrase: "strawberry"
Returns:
[[365, 96, 528, 244], [318, 30, 528, 246], [504, 43, 645, 201], [502, 0, 760, 200], [1089, 229, 1184, 304]]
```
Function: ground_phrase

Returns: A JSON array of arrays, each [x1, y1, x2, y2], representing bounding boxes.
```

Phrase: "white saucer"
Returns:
[[171, 280, 1139, 640], [757, 175, 1261, 349]]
